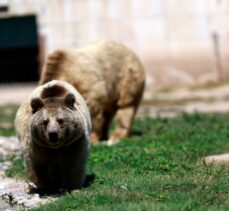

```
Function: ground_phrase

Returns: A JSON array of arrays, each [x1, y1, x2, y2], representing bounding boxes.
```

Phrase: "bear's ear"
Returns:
[[64, 93, 76, 108], [31, 98, 44, 114]]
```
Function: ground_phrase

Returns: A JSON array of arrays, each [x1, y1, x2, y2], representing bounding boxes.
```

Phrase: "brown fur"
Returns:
[[41, 84, 67, 99], [15, 80, 91, 192], [40, 41, 145, 143]]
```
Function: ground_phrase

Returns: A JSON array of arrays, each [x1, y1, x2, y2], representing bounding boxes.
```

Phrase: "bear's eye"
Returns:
[[43, 120, 49, 126], [57, 118, 64, 125]]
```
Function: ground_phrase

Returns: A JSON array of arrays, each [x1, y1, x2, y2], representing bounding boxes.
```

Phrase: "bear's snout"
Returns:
[[48, 132, 58, 143], [47, 118, 60, 143]]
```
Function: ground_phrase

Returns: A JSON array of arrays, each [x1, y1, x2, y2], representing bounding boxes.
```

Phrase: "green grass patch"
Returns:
[[5, 155, 27, 180], [2, 105, 229, 210], [0, 104, 18, 136]]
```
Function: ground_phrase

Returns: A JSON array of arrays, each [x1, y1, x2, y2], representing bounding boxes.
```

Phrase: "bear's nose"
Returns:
[[48, 132, 58, 143]]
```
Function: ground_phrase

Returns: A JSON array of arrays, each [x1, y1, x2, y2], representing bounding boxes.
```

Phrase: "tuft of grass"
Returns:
[[0, 104, 18, 136], [5, 155, 27, 180], [3, 107, 229, 210]]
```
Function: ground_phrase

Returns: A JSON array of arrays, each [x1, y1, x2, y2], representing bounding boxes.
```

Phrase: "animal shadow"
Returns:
[[28, 173, 96, 196]]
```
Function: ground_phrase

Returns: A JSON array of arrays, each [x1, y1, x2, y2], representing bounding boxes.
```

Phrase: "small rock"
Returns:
[[0, 177, 56, 209], [0, 148, 7, 160], [1, 193, 17, 206], [0, 137, 60, 209], [0, 162, 11, 178], [0, 198, 14, 211], [0, 161, 11, 171], [203, 153, 229, 165], [0, 138, 5, 146], [0, 136, 22, 159], [120, 185, 128, 190], [2, 136, 21, 151], [0, 160, 56, 209]]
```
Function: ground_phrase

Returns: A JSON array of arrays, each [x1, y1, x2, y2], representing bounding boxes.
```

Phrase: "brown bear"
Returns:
[[40, 41, 145, 144], [15, 80, 91, 193]]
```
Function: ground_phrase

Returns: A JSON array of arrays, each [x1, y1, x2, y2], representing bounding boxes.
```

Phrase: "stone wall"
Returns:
[[3, 0, 229, 90]]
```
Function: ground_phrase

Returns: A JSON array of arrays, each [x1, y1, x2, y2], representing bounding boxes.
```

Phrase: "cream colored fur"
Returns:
[[40, 41, 145, 143]]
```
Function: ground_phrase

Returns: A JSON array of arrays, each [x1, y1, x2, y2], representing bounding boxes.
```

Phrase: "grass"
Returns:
[[5, 155, 27, 180], [2, 105, 229, 210], [0, 104, 18, 136]]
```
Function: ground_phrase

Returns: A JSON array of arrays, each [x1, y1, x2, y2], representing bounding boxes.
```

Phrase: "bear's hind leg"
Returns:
[[101, 110, 115, 141], [108, 106, 136, 145], [90, 111, 105, 143], [91, 110, 115, 143]]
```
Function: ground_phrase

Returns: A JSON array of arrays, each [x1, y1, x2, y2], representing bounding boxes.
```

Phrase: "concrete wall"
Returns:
[[4, 0, 229, 90]]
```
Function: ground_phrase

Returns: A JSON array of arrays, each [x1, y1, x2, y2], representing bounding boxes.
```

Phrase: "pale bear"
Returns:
[[40, 41, 145, 144], [15, 80, 91, 192]]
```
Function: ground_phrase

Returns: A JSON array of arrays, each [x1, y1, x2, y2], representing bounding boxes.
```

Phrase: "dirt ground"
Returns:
[[1, 83, 229, 117], [139, 83, 229, 117], [0, 83, 37, 105]]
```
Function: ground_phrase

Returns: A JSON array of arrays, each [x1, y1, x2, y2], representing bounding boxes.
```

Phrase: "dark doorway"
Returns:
[[0, 15, 39, 83]]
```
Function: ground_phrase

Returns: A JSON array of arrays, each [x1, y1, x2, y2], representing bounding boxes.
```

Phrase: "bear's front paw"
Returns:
[[106, 138, 119, 146]]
